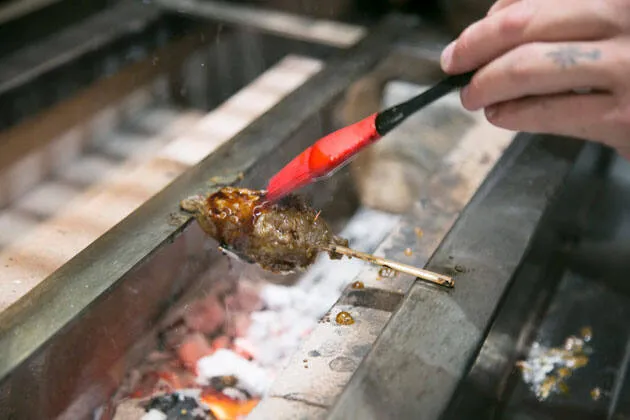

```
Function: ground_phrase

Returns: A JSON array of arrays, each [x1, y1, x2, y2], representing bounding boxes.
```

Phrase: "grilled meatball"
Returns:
[[180, 187, 347, 273]]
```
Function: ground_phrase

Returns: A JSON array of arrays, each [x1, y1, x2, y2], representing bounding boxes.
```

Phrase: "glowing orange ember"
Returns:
[[201, 391, 260, 420]]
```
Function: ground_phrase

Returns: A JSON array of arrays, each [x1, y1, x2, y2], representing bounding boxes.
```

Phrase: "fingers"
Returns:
[[487, 0, 520, 16], [441, 0, 619, 74], [485, 92, 618, 144], [461, 41, 614, 110]]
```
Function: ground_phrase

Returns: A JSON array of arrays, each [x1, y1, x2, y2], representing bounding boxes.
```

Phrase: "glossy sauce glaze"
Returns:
[[180, 187, 348, 273]]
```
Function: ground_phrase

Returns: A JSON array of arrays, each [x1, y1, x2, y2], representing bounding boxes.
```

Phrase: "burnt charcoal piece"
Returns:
[[208, 375, 238, 392], [146, 394, 179, 413], [181, 187, 348, 273], [145, 394, 211, 419]]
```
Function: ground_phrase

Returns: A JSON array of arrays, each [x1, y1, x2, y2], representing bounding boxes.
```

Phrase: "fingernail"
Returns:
[[441, 41, 455, 71], [485, 105, 498, 119], [460, 85, 474, 110], [461, 85, 469, 100]]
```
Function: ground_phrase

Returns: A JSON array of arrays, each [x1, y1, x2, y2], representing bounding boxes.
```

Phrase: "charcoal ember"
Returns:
[[224, 281, 262, 312], [207, 274, 237, 299], [146, 394, 178, 414], [153, 365, 198, 391], [197, 349, 271, 397], [233, 345, 254, 361], [145, 394, 211, 420], [221, 386, 250, 401], [122, 361, 179, 400], [159, 322, 190, 351], [207, 375, 238, 392], [183, 295, 225, 334], [225, 312, 252, 338], [232, 338, 256, 362], [146, 350, 172, 364], [130, 371, 177, 399], [180, 187, 348, 273], [129, 372, 161, 399], [97, 402, 116, 420], [210, 336, 231, 352], [176, 333, 214, 371], [200, 389, 260, 419], [121, 369, 144, 398]]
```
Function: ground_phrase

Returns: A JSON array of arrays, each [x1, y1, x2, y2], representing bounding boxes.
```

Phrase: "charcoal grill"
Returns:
[[1, 1, 629, 420]]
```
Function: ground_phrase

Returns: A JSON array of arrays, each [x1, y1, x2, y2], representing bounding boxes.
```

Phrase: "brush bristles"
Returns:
[[266, 152, 314, 201]]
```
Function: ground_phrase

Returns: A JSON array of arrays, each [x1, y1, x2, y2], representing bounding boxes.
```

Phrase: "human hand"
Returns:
[[440, 0, 630, 157]]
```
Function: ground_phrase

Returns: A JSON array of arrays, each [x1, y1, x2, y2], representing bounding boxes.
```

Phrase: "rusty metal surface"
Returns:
[[326, 134, 583, 420], [0, 14, 417, 419]]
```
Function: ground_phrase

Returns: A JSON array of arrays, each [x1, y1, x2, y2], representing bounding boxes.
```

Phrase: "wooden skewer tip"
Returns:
[[325, 244, 454, 288]]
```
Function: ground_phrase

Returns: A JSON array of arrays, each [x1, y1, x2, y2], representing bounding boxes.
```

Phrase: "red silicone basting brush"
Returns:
[[266, 71, 475, 201]]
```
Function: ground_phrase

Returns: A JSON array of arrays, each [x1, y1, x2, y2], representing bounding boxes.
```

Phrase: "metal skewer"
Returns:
[[325, 244, 454, 288]]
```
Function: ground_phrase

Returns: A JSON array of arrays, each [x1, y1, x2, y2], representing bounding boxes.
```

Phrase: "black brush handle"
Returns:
[[374, 70, 475, 136]]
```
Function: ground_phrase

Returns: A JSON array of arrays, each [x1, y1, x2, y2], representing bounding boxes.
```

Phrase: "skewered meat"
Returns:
[[180, 187, 348, 273]]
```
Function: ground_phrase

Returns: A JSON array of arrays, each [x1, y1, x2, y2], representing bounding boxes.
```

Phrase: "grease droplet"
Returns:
[[404, 248, 413, 257], [336, 311, 355, 325], [379, 267, 396, 278], [414, 227, 424, 238], [571, 355, 589, 368], [351, 281, 364, 289], [591, 387, 601, 401]]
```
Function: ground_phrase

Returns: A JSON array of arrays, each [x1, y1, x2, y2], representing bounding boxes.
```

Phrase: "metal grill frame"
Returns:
[[0, 2, 595, 419]]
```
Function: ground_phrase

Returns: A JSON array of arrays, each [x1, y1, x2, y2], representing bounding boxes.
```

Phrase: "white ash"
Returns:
[[141, 409, 167, 420], [222, 387, 249, 401], [173, 389, 202, 400], [196, 349, 271, 397], [517, 331, 592, 401], [519, 343, 565, 387]]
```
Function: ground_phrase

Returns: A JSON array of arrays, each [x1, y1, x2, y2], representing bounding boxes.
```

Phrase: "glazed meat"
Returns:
[[180, 187, 348, 273]]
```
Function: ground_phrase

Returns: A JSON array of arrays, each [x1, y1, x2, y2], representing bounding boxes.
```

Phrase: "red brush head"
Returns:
[[265, 149, 315, 202], [266, 113, 380, 201]]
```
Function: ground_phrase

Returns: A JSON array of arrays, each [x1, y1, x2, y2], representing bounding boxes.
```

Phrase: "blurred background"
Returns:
[[0, 0, 491, 60]]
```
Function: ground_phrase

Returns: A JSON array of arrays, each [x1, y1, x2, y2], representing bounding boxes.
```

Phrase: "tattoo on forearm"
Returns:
[[546, 46, 601, 69]]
